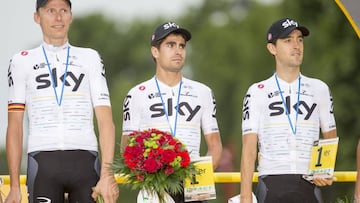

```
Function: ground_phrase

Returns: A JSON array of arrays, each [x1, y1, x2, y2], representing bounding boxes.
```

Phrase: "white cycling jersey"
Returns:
[[8, 42, 111, 153], [242, 73, 336, 176], [123, 76, 219, 158]]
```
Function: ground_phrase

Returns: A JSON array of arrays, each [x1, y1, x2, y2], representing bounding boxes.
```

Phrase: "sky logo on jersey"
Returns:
[[123, 95, 131, 121], [36, 68, 85, 91], [150, 98, 201, 121], [269, 96, 317, 120], [101, 67, 106, 77], [211, 92, 217, 118], [243, 93, 332, 121], [123, 94, 210, 122], [242, 94, 250, 121], [8, 64, 14, 87]]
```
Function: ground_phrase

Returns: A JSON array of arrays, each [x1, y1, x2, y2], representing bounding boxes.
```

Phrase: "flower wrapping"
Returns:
[[113, 129, 197, 203]]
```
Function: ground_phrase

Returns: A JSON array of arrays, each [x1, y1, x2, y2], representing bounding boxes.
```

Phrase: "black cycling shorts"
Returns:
[[27, 150, 100, 203], [256, 174, 323, 203]]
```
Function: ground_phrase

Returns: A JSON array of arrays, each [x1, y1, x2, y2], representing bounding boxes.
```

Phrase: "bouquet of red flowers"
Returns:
[[113, 129, 196, 203]]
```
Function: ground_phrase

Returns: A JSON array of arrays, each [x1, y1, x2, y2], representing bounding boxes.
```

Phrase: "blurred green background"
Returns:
[[1, 0, 360, 202]]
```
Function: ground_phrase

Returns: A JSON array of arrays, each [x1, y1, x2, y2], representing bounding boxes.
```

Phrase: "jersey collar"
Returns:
[[42, 41, 70, 53]]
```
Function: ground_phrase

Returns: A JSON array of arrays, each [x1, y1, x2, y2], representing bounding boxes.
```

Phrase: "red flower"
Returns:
[[179, 151, 191, 167], [168, 138, 177, 146], [136, 174, 145, 181], [164, 166, 175, 175], [144, 158, 161, 173], [161, 149, 177, 163], [114, 129, 196, 203]]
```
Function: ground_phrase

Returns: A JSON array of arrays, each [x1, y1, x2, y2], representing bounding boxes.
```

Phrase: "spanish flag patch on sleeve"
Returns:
[[8, 103, 25, 112]]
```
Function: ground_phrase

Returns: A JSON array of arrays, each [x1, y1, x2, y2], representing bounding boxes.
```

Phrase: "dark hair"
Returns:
[[152, 39, 164, 49], [151, 39, 163, 63], [152, 31, 188, 48]]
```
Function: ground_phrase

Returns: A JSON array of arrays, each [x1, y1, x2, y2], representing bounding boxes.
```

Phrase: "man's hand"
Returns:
[[240, 195, 253, 203], [91, 175, 119, 203], [312, 176, 336, 187], [4, 188, 22, 203]]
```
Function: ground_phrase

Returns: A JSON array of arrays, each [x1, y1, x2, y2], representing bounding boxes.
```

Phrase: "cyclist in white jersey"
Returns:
[[122, 22, 223, 203], [240, 18, 337, 203], [5, 0, 119, 202]]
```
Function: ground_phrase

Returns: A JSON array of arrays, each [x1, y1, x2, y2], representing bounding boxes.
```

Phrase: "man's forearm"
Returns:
[[240, 155, 256, 201], [99, 131, 116, 176]]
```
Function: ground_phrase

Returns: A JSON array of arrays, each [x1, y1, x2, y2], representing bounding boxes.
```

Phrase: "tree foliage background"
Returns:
[[1, 0, 360, 202]]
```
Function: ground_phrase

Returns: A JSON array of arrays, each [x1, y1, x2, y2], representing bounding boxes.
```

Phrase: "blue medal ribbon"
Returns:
[[275, 74, 301, 135], [155, 77, 182, 136], [42, 45, 70, 107]]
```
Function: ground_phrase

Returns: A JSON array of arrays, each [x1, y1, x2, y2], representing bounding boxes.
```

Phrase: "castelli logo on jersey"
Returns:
[[257, 84, 265, 89], [21, 51, 28, 56], [139, 86, 146, 91]]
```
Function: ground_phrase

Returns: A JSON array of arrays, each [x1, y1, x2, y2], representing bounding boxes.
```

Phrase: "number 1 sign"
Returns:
[[304, 137, 339, 181]]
